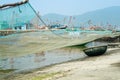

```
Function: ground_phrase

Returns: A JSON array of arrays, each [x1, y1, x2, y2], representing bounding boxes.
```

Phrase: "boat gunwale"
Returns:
[[83, 45, 108, 51]]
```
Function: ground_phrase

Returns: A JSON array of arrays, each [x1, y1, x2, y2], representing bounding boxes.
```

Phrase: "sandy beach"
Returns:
[[2, 47, 120, 80]]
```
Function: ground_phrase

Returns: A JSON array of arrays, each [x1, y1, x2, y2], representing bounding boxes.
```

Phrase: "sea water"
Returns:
[[0, 47, 86, 73]]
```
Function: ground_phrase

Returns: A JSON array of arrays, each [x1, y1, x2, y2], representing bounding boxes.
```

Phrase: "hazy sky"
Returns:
[[1, 0, 120, 15]]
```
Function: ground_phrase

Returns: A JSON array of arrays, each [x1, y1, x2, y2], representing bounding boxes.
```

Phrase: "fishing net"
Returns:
[[0, 0, 119, 58], [0, 0, 45, 30]]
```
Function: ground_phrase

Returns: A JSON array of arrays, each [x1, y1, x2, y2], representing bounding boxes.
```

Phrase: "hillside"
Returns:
[[41, 6, 120, 27]]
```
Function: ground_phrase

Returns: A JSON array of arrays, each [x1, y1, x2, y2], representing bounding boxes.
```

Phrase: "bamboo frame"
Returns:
[[0, 0, 28, 9]]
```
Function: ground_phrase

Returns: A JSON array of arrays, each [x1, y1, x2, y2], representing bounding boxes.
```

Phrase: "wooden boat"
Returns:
[[57, 25, 68, 29], [83, 45, 107, 56], [50, 24, 67, 29]]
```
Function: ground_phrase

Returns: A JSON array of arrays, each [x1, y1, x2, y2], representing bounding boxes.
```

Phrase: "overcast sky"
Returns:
[[1, 0, 120, 15]]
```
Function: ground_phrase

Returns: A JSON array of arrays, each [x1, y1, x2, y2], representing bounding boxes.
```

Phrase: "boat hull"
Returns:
[[83, 45, 107, 56]]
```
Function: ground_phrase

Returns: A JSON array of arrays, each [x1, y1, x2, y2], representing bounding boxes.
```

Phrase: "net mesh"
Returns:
[[0, 2, 44, 30], [0, 1, 119, 58]]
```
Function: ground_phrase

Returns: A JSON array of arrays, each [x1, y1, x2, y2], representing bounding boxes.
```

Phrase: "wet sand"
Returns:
[[2, 48, 120, 80], [55, 48, 120, 80]]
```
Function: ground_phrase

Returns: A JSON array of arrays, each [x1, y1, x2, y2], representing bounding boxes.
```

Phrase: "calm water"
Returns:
[[0, 47, 86, 73], [0, 41, 107, 80]]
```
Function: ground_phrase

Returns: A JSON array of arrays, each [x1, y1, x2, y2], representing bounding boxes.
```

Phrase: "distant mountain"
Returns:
[[42, 13, 69, 25], [41, 6, 120, 27], [75, 6, 120, 26]]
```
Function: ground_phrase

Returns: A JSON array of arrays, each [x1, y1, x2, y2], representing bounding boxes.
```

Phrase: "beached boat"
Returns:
[[83, 45, 107, 56]]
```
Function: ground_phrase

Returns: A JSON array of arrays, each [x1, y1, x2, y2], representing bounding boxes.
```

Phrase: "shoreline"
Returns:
[[2, 48, 120, 80]]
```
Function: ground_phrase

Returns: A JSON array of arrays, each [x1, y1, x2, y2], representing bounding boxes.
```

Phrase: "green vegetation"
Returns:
[[32, 72, 62, 80], [0, 69, 16, 73], [66, 44, 86, 50]]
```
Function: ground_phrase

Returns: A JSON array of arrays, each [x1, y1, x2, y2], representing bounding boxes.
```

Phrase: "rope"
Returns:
[[27, 2, 69, 39]]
